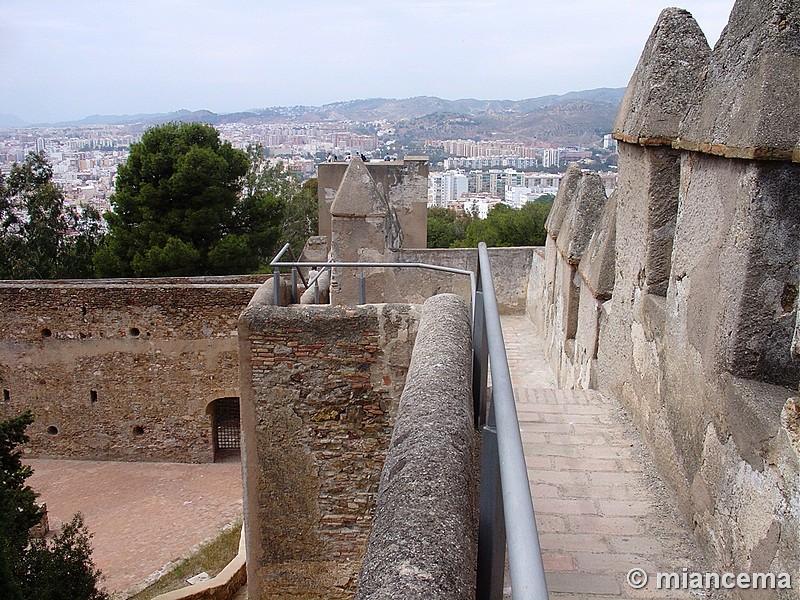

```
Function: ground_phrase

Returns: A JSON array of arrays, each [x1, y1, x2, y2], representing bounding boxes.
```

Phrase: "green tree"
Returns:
[[0, 412, 39, 600], [457, 199, 553, 248], [243, 145, 318, 257], [95, 122, 249, 277], [20, 514, 108, 600], [426, 206, 473, 248], [0, 153, 103, 279], [0, 412, 108, 600], [96, 130, 319, 277], [283, 177, 319, 256]]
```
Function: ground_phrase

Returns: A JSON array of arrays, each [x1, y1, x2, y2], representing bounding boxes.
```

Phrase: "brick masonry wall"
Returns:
[[238, 302, 419, 600], [0, 279, 261, 463]]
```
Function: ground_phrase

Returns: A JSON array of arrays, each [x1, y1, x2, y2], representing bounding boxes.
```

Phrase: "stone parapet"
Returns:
[[531, 2, 800, 593], [354, 293, 477, 600], [0, 280, 257, 462], [390, 246, 536, 313]]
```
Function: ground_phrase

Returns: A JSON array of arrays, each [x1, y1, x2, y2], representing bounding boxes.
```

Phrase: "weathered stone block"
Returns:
[[613, 7, 710, 145], [676, 0, 800, 161]]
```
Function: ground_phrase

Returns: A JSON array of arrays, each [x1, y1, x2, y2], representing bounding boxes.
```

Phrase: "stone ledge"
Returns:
[[613, 135, 800, 164], [152, 528, 247, 600]]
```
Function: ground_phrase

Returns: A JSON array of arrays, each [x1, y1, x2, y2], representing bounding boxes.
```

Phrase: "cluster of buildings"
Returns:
[[0, 126, 137, 217], [1, 122, 618, 224], [428, 166, 617, 217], [427, 139, 617, 218], [0, 121, 390, 210]]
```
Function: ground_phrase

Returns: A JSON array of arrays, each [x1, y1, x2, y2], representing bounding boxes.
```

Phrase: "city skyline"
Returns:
[[3, 0, 736, 124]]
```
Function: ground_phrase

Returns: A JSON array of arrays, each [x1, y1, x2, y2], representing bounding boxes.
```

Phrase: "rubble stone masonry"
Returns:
[[238, 302, 419, 600], [0, 278, 261, 463]]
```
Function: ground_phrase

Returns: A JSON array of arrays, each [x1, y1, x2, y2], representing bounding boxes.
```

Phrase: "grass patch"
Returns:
[[128, 521, 242, 600]]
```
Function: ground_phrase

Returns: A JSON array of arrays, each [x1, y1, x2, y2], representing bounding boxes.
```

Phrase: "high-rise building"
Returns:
[[427, 171, 468, 208], [542, 148, 560, 168]]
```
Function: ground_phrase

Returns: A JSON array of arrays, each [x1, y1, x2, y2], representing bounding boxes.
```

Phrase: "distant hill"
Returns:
[[0, 113, 29, 128], [15, 88, 626, 145]]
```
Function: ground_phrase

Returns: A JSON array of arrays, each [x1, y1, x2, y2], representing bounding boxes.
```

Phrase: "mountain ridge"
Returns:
[[3, 88, 625, 145]]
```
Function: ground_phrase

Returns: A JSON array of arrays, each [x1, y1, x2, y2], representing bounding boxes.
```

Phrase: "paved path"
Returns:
[[28, 459, 243, 599], [502, 315, 722, 599]]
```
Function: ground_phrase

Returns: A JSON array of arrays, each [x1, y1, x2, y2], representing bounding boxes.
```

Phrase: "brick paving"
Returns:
[[27, 459, 243, 599], [501, 315, 723, 599]]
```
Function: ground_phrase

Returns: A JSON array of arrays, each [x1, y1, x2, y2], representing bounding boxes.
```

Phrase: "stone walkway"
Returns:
[[28, 459, 243, 599], [502, 315, 723, 599]]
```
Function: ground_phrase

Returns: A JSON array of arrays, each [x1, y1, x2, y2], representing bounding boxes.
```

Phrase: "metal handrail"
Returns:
[[269, 243, 477, 314], [267, 242, 548, 598], [475, 242, 549, 600]]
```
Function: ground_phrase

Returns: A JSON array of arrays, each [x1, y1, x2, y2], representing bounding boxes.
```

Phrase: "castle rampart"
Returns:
[[237, 300, 419, 599], [0, 277, 261, 463], [354, 294, 477, 599], [530, 3, 800, 594]]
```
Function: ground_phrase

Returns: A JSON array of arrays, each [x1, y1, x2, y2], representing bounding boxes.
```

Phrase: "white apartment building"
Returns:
[[443, 156, 539, 170], [458, 194, 500, 219], [504, 186, 532, 207], [428, 171, 468, 208], [542, 148, 560, 168]]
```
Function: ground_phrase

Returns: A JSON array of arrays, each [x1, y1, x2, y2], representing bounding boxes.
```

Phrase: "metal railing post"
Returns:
[[291, 268, 298, 303], [472, 287, 488, 428], [358, 271, 366, 305], [272, 267, 280, 306], [477, 399, 506, 600]]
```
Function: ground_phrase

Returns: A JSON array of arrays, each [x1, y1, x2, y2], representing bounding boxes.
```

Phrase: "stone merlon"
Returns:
[[613, 7, 710, 146], [330, 156, 390, 218], [675, 0, 800, 161]]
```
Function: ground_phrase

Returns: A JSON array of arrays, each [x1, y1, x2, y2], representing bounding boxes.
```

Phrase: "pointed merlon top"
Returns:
[[555, 171, 608, 264], [330, 156, 390, 218], [545, 163, 582, 240], [675, 0, 800, 162], [613, 7, 710, 146]]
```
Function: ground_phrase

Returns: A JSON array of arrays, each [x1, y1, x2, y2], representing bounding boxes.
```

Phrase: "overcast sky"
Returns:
[[2, 0, 736, 124]]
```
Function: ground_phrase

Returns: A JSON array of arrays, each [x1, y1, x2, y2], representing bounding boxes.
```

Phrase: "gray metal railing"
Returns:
[[269, 243, 476, 310], [474, 242, 549, 600], [267, 241, 548, 599]]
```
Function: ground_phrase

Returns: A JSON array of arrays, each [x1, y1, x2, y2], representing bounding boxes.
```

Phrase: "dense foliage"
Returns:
[[0, 153, 103, 279], [426, 206, 474, 248], [94, 124, 316, 277], [94, 123, 248, 276], [0, 412, 108, 600], [427, 196, 553, 248]]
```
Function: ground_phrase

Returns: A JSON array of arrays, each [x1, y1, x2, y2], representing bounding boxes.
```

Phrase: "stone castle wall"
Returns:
[[354, 294, 477, 599], [238, 301, 419, 600], [318, 157, 429, 251], [0, 278, 261, 463], [530, 3, 800, 595]]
